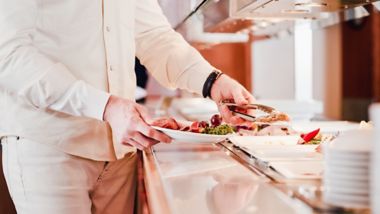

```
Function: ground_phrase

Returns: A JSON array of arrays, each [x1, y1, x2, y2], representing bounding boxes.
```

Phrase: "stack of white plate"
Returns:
[[323, 129, 372, 209], [370, 104, 380, 214]]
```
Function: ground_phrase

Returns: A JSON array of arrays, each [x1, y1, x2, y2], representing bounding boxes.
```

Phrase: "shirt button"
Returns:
[[106, 26, 111, 32], [109, 66, 113, 71]]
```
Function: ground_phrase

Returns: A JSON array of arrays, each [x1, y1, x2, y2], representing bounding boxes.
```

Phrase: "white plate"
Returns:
[[270, 160, 323, 179], [242, 144, 317, 151], [324, 164, 369, 175], [324, 196, 370, 209], [230, 136, 321, 161], [324, 171, 369, 181], [326, 185, 369, 195], [152, 126, 230, 144], [324, 151, 370, 161], [229, 135, 300, 147], [323, 130, 373, 154], [324, 178, 369, 189], [324, 158, 370, 168], [291, 121, 360, 134], [241, 146, 322, 161], [324, 191, 370, 203]]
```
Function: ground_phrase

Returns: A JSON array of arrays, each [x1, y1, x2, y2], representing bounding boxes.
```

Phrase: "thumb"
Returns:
[[233, 90, 248, 105], [135, 104, 152, 123]]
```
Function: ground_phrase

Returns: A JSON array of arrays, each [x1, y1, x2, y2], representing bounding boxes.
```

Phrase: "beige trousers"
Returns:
[[1, 136, 137, 214]]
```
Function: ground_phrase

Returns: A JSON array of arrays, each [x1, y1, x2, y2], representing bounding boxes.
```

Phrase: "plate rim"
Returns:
[[152, 126, 235, 138]]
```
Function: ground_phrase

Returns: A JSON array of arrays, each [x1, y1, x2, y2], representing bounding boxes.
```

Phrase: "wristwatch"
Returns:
[[202, 70, 223, 98]]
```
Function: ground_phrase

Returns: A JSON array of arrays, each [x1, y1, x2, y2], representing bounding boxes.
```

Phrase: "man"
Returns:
[[0, 0, 254, 213]]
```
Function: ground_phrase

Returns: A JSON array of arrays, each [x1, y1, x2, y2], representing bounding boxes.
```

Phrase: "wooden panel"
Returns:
[[372, 7, 380, 101], [342, 16, 373, 98], [341, 12, 374, 121], [195, 42, 252, 92]]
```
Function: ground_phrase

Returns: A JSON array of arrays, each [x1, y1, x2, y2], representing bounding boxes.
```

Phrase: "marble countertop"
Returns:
[[144, 142, 312, 214]]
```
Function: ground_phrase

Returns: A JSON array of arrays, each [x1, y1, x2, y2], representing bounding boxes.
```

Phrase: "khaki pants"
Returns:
[[1, 136, 137, 214]]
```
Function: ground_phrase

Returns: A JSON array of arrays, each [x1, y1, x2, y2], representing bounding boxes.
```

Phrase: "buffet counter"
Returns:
[[141, 97, 372, 213], [143, 142, 314, 214]]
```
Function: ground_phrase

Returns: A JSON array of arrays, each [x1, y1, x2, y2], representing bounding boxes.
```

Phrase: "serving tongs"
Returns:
[[220, 100, 279, 122], [220, 101, 276, 113]]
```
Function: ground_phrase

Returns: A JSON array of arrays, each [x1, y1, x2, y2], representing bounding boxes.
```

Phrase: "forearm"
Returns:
[[135, 0, 213, 95]]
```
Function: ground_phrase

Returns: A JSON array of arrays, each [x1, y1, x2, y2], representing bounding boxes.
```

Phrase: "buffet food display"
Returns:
[[151, 114, 234, 135], [146, 98, 373, 213], [151, 113, 325, 146]]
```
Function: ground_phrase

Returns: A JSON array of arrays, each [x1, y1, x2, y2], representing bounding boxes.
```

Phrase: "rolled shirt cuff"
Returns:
[[83, 85, 111, 121], [182, 64, 215, 96]]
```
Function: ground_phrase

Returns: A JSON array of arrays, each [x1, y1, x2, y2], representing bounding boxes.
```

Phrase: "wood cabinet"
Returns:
[[341, 6, 380, 121], [196, 42, 252, 92], [372, 7, 380, 102]]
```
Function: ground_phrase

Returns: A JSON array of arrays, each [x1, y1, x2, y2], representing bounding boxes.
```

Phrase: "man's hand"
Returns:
[[210, 75, 255, 124], [103, 95, 171, 150]]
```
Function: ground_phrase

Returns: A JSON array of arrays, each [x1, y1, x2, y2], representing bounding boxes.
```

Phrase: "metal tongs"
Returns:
[[220, 100, 279, 122]]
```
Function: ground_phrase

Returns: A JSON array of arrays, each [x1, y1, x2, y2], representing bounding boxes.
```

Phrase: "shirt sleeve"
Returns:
[[134, 0, 214, 95], [0, 0, 110, 121]]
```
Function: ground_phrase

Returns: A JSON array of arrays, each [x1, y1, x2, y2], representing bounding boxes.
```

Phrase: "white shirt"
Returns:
[[0, 0, 214, 160]]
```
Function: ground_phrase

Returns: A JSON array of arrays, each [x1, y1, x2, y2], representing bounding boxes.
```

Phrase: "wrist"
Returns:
[[103, 95, 117, 121], [210, 74, 228, 100]]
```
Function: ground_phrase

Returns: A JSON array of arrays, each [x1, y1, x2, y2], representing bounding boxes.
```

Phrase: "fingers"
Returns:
[[131, 132, 160, 148], [123, 139, 144, 150], [218, 105, 245, 124], [229, 115, 246, 125], [122, 132, 164, 150], [232, 89, 248, 105], [232, 88, 256, 117], [243, 90, 255, 103], [219, 86, 256, 123], [232, 87, 254, 106], [134, 104, 171, 143], [219, 105, 234, 122], [243, 90, 256, 116], [136, 122, 172, 143]]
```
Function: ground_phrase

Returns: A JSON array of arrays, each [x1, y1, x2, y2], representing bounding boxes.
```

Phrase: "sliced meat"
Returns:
[[151, 117, 180, 130], [255, 112, 290, 123], [235, 121, 258, 132], [190, 121, 202, 133], [180, 126, 190, 131], [256, 125, 297, 136]]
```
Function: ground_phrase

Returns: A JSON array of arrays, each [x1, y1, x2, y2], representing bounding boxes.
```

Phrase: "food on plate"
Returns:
[[189, 121, 208, 133], [297, 128, 332, 153], [224, 100, 290, 123], [359, 120, 373, 129], [151, 113, 297, 136], [210, 114, 222, 127], [254, 112, 290, 123], [237, 123, 297, 136], [255, 124, 297, 136], [297, 128, 321, 145], [297, 121, 373, 149], [151, 117, 180, 130], [203, 124, 234, 135], [151, 115, 235, 136]]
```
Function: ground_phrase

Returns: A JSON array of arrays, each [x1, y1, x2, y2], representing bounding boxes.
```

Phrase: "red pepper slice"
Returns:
[[302, 128, 320, 142]]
